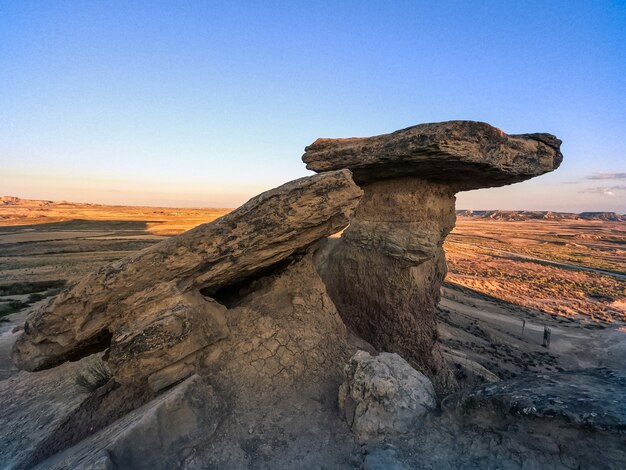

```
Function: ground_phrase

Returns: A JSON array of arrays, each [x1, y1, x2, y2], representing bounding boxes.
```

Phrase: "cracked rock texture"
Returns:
[[12, 169, 362, 384]]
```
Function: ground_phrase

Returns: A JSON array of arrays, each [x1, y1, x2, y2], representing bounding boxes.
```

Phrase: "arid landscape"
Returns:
[[4, 2, 625, 467], [1, 121, 625, 469], [446, 213, 626, 323], [2, 196, 624, 388]]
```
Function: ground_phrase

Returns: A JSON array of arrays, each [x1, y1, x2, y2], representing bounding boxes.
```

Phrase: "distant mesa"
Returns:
[[1, 195, 23, 205], [456, 210, 625, 222], [1, 195, 53, 206]]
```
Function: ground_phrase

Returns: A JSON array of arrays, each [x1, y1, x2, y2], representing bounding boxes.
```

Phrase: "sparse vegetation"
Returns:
[[75, 359, 112, 393], [0, 280, 66, 297], [445, 218, 625, 324]]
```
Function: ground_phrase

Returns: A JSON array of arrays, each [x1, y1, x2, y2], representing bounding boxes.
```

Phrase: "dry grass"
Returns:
[[445, 219, 625, 324]]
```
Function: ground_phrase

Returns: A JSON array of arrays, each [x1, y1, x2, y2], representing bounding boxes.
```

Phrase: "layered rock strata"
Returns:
[[13, 170, 363, 388], [304, 121, 562, 393]]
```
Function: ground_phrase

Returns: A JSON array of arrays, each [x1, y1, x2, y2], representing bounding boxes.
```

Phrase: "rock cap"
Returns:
[[303, 120, 562, 189]]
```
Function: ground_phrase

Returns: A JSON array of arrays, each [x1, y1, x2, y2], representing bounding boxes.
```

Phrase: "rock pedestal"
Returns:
[[318, 177, 457, 392], [8, 120, 566, 469], [304, 121, 563, 393]]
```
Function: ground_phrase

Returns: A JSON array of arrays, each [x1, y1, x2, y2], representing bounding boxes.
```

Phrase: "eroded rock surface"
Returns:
[[381, 369, 626, 469], [305, 121, 562, 394], [12, 169, 362, 383], [36, 374, 222, 470], [303, 120, 562, 188], [4, 120, 575, 469], [339, 351, 437, 442]]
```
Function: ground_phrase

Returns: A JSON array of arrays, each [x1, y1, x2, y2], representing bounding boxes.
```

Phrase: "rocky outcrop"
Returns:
[[339, 351, 436, 442], [36, 374, 222, 469], [12, 170, 362, 386], [346, 366, 626, 470], [305, 121, 562, 394], [303, 120, 562, 189]]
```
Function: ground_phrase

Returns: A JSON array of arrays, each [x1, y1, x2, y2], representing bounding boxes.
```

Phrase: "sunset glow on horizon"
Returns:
[[1, 1, 625, 212]]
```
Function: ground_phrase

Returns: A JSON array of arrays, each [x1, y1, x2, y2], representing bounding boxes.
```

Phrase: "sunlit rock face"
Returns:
[[304, 120, 563, 394], [12, 169, 363, 387]]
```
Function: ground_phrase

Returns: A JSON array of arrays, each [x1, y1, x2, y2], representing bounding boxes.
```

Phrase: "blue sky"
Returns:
[[1, 1, 625, 211]]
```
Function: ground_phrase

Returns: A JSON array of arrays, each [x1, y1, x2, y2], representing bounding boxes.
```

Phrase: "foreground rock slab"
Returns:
[[0, 357, 92, 470], [386, 368, 626, 469], [306, 121, 563, 394], [13, 169, 362, 381], [36, 374, 221, 470]]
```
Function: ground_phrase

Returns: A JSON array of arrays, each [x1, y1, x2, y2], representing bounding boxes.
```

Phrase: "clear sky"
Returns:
[[1, 1, 625, 211]]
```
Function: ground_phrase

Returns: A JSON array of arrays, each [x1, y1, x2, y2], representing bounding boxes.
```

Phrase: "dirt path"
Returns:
[[439, 285, 626, 381]]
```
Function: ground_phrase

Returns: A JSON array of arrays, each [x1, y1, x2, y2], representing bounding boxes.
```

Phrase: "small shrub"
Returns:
[[8, 300, 29, 310], [27, 292, 46, 303], [75, 359, 111, 393]]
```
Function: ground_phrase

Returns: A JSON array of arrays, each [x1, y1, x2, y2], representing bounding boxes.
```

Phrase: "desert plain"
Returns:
[[1, 197, 624, 378]]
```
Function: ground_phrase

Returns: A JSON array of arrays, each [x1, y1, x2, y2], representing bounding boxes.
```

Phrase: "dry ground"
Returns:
[[445, 218, 625, 324], [0, 198, 625, 468]]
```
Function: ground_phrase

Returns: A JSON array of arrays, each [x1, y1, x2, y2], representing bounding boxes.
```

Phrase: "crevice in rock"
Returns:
[[29, 329, 113, 372], [65, 329, 113, 363], [201, 250, 308, 308]]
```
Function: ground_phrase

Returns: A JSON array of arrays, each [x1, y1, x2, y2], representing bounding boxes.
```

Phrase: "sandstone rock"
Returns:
[[354, 369, 626, 469], [316, 177, 458, 394], [181, 250, 363, 468], [306, 121, 563, 395], [36, 374, 222, 470], [107, 290, 228, 389], [303, 120, 562, 189], [442, 369, 626, 433], [13, 170, 362, 377], [0, 356, 94, 469], [338, 351, 437, 442], [202, 249, 352, 394]]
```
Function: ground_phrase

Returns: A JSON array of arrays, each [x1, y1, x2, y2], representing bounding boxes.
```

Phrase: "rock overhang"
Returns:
[[302, 120, 563, 190]]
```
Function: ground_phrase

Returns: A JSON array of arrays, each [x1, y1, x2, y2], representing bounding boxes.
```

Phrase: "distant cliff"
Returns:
[[456, 210, 624, 222]]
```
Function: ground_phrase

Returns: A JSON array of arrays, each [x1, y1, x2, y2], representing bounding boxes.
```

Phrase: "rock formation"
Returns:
[[7, 120, 571, 469], [13, 169, 362, 389], [304, 120, 562, 393]]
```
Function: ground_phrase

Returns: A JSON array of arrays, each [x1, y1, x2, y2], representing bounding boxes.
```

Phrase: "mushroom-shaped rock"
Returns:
[[12, 170, 363, 379], [305, 121, 563, 394]]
